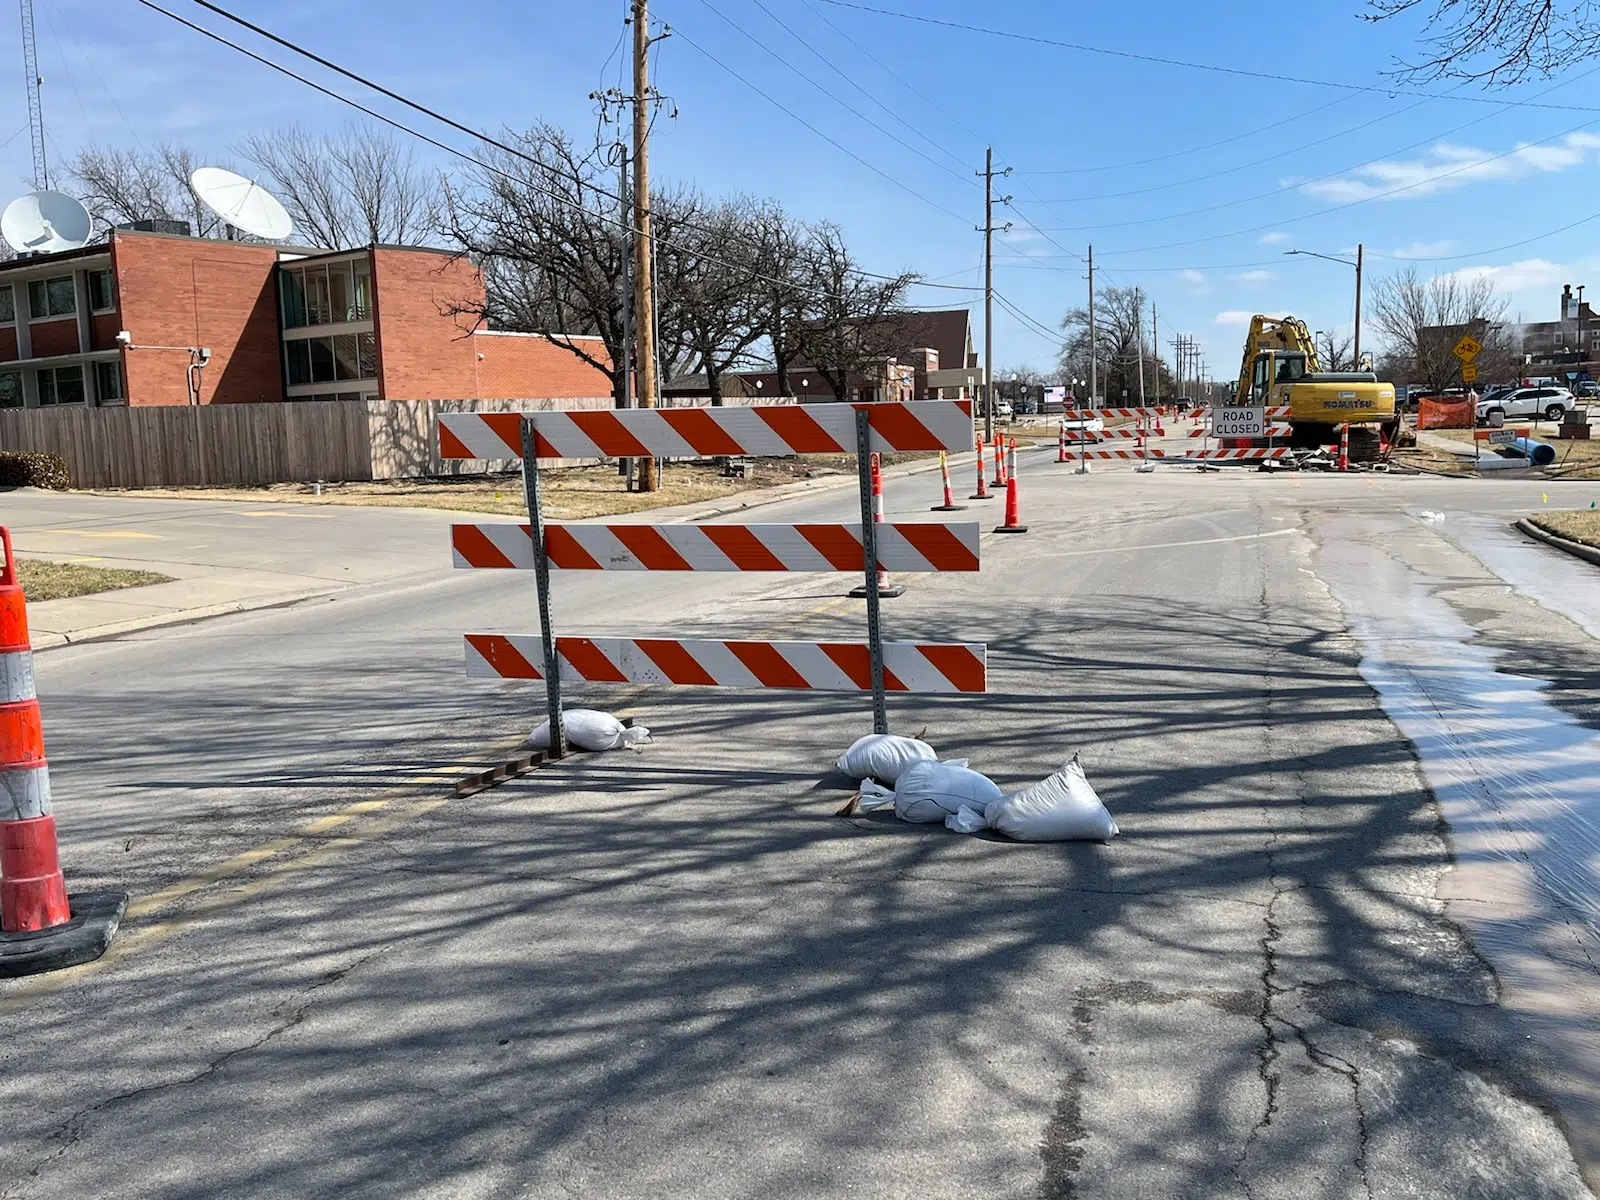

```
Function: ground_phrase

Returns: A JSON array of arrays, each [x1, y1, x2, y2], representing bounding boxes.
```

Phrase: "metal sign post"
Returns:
[[855, 407, 889, 735], [520, 418, 566, 759]]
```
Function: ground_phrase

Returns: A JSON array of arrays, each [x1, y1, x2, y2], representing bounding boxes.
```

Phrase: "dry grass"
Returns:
[[1388, 447, 1478, 477], [1529, 510, 1600, 548], [88, 451, 974, 520], [1415, 428, 1600, 479], [16, 559, 172, 602]]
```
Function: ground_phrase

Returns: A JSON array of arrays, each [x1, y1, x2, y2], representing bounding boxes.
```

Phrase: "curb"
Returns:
[[28, 585, 345, 652], [1513, 518, 1600, 568]]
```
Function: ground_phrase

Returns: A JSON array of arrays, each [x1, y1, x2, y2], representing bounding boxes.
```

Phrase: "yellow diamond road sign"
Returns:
[[1452, 334, 1483, 361], [1461, 364, 1479, 382]]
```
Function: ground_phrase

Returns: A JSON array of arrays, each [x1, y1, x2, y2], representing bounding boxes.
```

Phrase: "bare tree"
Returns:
[[1316, 329, 1356, 371], [746, 207, 812, 396], [793, 223, 921, 403], [665, 196, 775, 405], [69, 143, 233, 237], [239, 122, 441, 248], [1367, 265, 1514, 389], [1059, 285, 1149, 403], [444, 125, 632, 406], [442, 124, 706, 415], [1365, 0, 1599, 83]]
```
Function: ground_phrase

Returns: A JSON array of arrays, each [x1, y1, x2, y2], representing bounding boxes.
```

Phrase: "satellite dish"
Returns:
[[189, 167, 294, 241], [1, 190, 93, 254]]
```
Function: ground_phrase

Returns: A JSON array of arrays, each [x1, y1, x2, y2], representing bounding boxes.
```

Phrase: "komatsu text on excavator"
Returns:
[[1231, 315, 1397, 461]]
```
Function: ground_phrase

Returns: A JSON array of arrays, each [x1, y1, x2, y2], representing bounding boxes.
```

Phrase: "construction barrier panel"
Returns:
[[439, 400, 974, 460], [464, 635, 987, 694], [452, 522, 982, 572], [1417, 399, 1475, 430]]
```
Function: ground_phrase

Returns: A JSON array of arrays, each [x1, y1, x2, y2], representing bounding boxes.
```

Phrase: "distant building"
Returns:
[[0, 229, 610, 411], [663, 307, 980, 404]]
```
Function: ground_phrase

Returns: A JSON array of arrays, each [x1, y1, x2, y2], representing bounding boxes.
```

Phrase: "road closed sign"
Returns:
[[1212, 406, 1267, 438]]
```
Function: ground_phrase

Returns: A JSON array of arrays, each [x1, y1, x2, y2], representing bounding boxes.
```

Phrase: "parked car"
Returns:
[[1172, 396, 1195, 412], [992, 399, 1014, 420], [1574, 379, 1599, 399], [1476, 385, 1574, 424]]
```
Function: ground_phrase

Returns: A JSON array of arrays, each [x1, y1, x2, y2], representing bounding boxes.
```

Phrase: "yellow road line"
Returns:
[[42, 529, 159, 539]]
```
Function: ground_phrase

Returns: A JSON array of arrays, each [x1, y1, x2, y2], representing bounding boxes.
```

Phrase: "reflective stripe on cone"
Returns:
[[1, 649, 35, 705], [1, 763, 52, 821]]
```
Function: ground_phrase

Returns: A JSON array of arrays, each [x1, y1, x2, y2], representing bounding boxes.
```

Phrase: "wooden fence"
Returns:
[[0, 394, 798, 489]]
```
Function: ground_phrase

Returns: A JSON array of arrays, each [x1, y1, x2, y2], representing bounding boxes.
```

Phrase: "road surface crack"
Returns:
[[1, 951, 381, 1199]]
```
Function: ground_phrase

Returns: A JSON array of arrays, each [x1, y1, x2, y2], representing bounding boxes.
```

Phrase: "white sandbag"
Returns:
[[525, 709, 651, 753], [984, 757, 1119, 842], [835, 733, 936, 784], [892, 759, 1003, 824], [945, 805, 988, 834]]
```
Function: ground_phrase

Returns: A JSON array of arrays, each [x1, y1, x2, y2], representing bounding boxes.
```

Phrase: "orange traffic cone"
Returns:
[[970, 434, 991, 500], [1338, 423, 1350, 471], [0, 527, 126, 978], [930, 451, 966, 512], [993, 463, 1028, 534], [851, 454, 905, 598], [991, 432, 1006, 487]]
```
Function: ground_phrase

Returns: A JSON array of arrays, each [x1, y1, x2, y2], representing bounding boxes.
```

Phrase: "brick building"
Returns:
[[0, 229, 610, 411]]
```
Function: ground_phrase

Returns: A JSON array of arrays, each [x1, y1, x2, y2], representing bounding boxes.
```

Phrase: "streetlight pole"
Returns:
[[1285, 245, 1363, 368]]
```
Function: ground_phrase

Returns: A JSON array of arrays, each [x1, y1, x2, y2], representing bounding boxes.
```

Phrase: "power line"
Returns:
[[1096, 110, 1600, 257], [730, 0, 976, 174], [1364, 210, 1600, 262], [133, 0, 983, 303], [797, 0, 989, 146], [1009, 94, 1355, 175], [815, 0, 1600, 114], [666, 22, 974, 224], [1024, 57, 1600, 233]]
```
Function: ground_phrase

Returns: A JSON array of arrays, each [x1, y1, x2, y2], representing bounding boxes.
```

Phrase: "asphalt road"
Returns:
[[2, 460, 1597, 1199]]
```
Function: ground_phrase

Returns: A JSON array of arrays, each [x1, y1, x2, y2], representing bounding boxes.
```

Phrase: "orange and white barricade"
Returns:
[[441, 401, 987, 744]]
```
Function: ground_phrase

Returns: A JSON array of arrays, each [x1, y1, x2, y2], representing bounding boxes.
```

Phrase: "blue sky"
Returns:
[[6, 0, 1600, 382]]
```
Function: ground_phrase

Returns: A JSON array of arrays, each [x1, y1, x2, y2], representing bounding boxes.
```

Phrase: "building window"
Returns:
[[353, 259, 372, 320], [333, 333, 361, 380], [281, 268, 307, 329], [95, 360, 124, 403], [0, 370, 21, 408], [306, 267, 331, 326], [0, 286, 13, 324], [308, 337, 334, 383], [286, 339, 311, 386], [28, 275, 76, 320], [37, 365, 85, 406], [88, 269, 116, 313], [328, 262, 352, 323]]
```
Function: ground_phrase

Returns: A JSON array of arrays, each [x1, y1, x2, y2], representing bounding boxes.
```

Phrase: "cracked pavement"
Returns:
[[1, 467, 1596, 1198]]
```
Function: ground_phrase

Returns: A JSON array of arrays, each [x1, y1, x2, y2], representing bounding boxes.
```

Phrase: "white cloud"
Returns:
[[1384, 240, 1457, 259], [1300, 132, 1600, 201], [1259, 232, 1290, 245], [1179, 268, 1210, 294], [1443, 257, 1569, 292], [1235, 269, 1273, 283], [1215, 310, 1262, 326]]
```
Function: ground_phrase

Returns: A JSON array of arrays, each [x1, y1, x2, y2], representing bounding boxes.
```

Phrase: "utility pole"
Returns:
[[1151, 305, 1159, 405], [1354, 242, 1364, 367], [1087, 244, 1096, 405], [618, 148, 635, 487], [631, 0, 658, 492], [1135, 295, 1146, 406], [978, 147, 1011, 441]]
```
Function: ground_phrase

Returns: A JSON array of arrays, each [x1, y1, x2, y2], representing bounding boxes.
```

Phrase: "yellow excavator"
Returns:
[[1231, 315, 1397, 460]]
